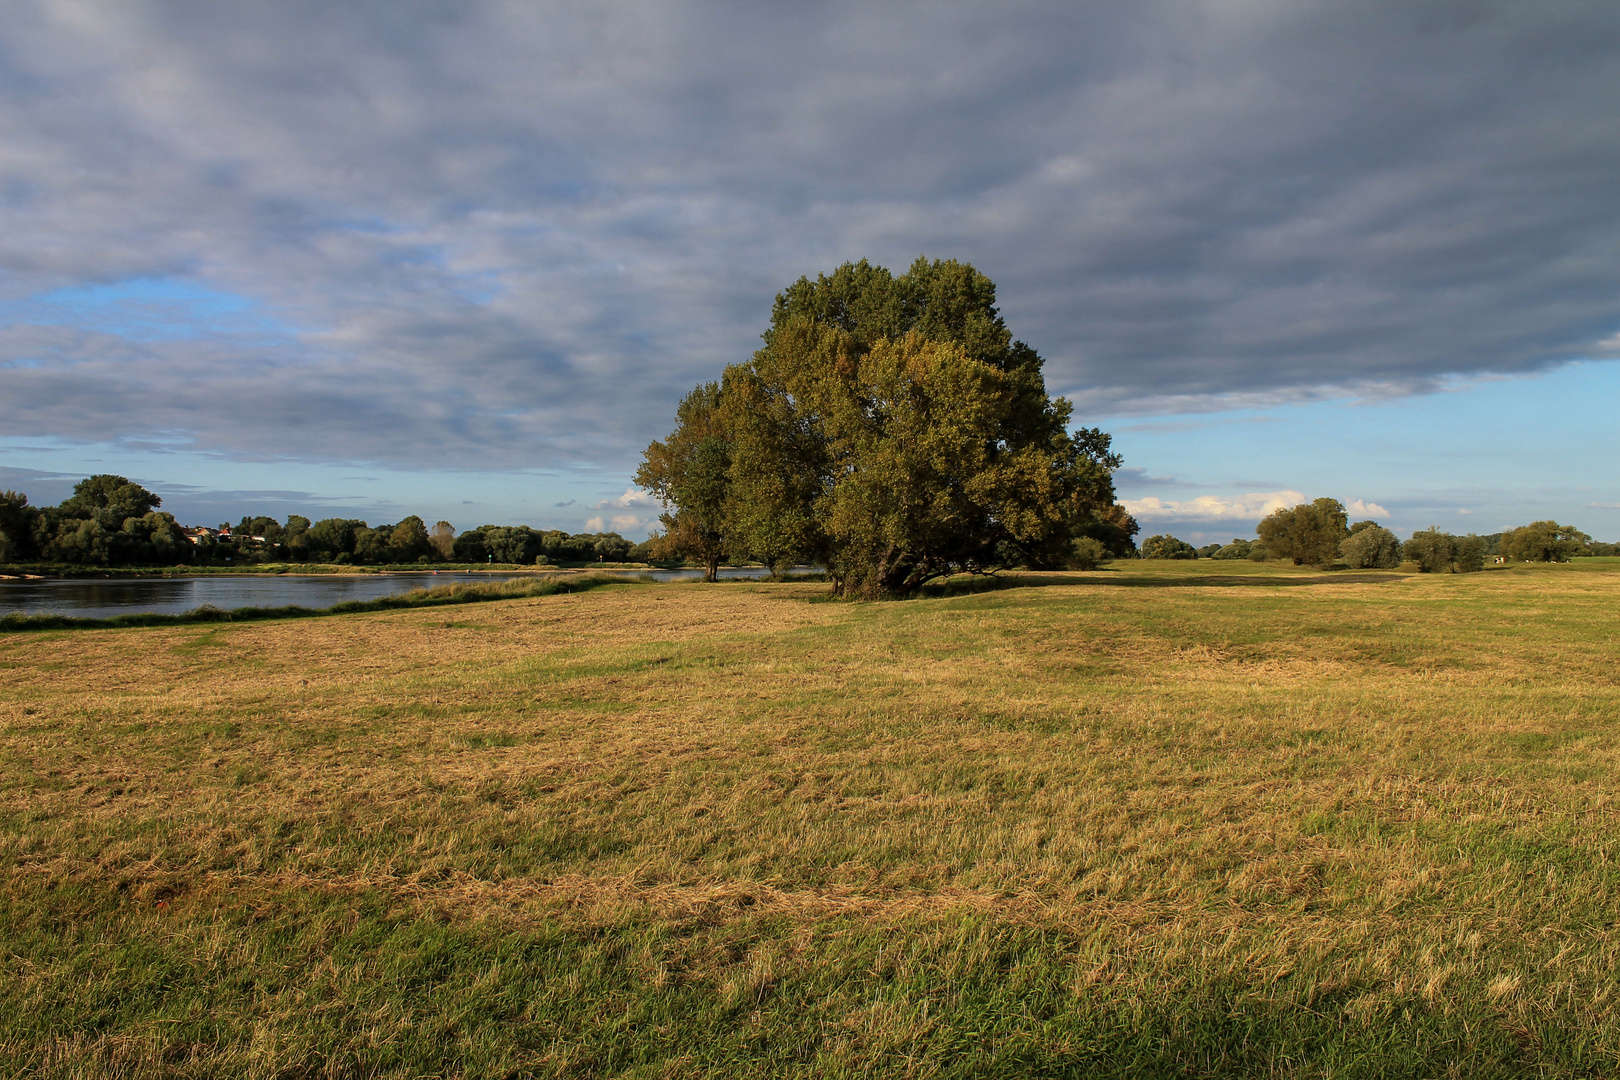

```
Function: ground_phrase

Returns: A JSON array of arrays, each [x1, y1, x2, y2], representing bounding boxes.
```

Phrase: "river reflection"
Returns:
[[0, 567, 800, 619]]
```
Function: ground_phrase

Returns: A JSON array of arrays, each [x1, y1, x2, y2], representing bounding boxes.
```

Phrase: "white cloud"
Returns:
[[1121, 490, 1305, 523], [1589, 502, 1620, 510], [1345, 498, 1389, 518], [583, 488, 660, 535], [584, 512, 655, 534], [1456, 508, 1474, 516], [595, 488, 659, 511]]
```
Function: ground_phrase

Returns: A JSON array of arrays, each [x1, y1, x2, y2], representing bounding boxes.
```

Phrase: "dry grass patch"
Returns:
[[2, 562, 1618, 1076]]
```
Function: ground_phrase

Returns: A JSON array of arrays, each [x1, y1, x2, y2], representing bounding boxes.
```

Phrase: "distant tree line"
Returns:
[[1129, 498, 1609, 572], [0, 476, 644, 568]]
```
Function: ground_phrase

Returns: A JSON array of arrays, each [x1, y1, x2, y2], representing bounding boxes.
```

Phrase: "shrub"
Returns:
[[1403, 527, 1456, 573], [1454, 534, 1486, 573], [1139, 534, 1197, 560], [1070, 536, 1109, 570], [1339, 525, 1402, 569]]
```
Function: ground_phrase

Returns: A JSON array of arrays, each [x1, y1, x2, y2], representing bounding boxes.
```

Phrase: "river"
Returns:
[[0, 567, 796, 619]]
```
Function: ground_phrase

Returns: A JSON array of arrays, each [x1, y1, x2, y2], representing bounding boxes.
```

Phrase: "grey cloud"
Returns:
[[0, 465, 78, 505], [152, 487, 395, 526], [1, 2, 1618, 473], [1112, 467, 1184, 490]]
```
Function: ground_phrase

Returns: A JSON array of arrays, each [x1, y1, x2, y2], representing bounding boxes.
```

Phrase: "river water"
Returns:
[[0, 567, 792, 620]]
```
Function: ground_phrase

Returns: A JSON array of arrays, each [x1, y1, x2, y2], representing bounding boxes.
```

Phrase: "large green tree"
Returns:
[[1256, 498, 1349, 566], [35, 476, 188, 566], [640, 258, 1124, 597]]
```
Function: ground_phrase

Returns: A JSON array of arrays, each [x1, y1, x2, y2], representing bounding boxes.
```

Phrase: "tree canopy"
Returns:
[[1500, 521, 1590, 562], [1140, 534, 1197, 560], [1256, 498, 1349, 566], [638, 257, 1126, 596], [1339, 523, 1402, 569], [634, 382, 733, 581]]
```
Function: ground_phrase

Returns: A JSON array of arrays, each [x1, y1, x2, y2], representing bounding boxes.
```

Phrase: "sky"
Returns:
[[1, 1, 1617, 542]]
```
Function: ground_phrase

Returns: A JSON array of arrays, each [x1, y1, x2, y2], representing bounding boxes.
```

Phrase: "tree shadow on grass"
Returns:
[[919, 570, 1410, 598]]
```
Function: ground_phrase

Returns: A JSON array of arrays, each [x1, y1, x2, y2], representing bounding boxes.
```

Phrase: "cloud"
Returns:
[[552, 499, 576, 507], [1345, 498, 1389, 518], [1121, 490, 1306, 523], [584, 513, 653, 534], [1590, 502, 1620, 510], [583, 487, 659, 535], [0, 3, 1618, 476], [596, 488, 658, 512], [1456, 508, 1474, 516], [1112, 466, 1182, 489]]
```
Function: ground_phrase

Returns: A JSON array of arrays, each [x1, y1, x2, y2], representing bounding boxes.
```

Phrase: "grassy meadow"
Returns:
[[2, 558, 1618, 1077]]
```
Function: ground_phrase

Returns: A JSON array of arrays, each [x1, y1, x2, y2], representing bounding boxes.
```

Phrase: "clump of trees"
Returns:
[[449, 526, 634, 565], [0, 477, 188, 567], [1209, 538, 1263, 561], [1139, 534, 1197, 560], [638, 257, 1131, 595], [1499, 521, 1590, 563], [1249, 498, 1495, 573], [1401, 527, 1485, 573], [1339, 521, 1402, 569]]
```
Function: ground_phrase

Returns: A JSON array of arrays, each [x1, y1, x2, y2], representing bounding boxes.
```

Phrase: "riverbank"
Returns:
[[0, 560, 686, 580]]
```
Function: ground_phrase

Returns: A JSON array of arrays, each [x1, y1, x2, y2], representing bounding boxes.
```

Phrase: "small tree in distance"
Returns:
[[1339, 523, 1402, 569], [1139, 534, 1197, 559], [429, 521, 456, 561], [1403, 527, 1455, 573], [1454, 534, 1486, 573]]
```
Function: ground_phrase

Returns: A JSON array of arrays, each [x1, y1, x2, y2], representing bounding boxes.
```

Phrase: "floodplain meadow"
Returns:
[[1, 559, 1618, 1077]]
